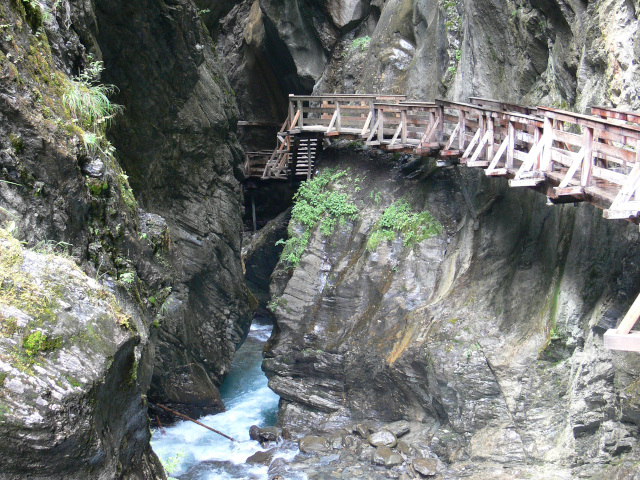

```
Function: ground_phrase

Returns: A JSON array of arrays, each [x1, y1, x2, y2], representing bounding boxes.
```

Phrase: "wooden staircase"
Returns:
[[290, 135, 322, 179]]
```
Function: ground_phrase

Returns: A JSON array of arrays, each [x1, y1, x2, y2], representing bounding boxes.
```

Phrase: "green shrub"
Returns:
[[367, 199, 442, 251], [277, 169, 359, 269], [351, 36, 371, 52]]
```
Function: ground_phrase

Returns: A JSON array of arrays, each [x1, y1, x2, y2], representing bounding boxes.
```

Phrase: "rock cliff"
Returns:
[[216, 0, 640, 126], [1, 0, 252, 476], [264, 146, 640, 477]]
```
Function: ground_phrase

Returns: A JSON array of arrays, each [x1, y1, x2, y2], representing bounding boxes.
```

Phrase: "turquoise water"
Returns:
[[151, 321, 298, 479]]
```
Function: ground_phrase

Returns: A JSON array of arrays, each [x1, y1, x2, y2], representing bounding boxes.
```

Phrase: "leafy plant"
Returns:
[[351, 36, 371, 52], [366, 199, 442, 251], [277, 169, 359, 269]]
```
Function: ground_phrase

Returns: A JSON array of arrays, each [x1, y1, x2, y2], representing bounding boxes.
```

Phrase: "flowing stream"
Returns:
[[151, 320, 300, 479]]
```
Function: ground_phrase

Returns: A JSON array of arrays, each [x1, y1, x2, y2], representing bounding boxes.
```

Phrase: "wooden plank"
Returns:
[[592, 166, 628, 186], [486, 167, 508, 177], [603, 209, 640, 220], [552, 186, 584, 197], [604, 330, 640, 352], [390, 121, 404, 146], [509, 177, 544, 187]]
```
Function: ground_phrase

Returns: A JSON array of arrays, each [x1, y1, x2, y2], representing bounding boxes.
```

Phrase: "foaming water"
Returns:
[[151, 321, 303, 480]]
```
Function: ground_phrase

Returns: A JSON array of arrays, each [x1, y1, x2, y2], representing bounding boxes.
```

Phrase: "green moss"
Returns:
[[0, 371, 7, 385], [9, 134, 24, 154], [22, 330, 61, 358], [366, 199, 443, 251]]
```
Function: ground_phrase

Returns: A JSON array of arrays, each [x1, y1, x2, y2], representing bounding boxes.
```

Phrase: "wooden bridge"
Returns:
[[243, 94, 640, 352]]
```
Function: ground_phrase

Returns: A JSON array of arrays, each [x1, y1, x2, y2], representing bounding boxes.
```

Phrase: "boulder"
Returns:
[[259, 426, 282, 442], [413, 458, 438, 477], [246, 449, 276, 465], [386, 420, 411, 438], [372, 446, 403, 467], [299, 436, 331, 454], [249, 425, 261, 441], [368, 429, 398, 448]]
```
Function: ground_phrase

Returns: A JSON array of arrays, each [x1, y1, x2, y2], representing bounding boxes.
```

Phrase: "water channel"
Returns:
[[151, 320, 302, 479]]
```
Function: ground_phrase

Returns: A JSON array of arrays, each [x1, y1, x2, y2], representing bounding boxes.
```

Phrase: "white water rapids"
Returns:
[[151, 321, 304, 480]]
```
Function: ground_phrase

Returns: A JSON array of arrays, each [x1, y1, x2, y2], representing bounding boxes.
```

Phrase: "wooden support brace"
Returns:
[[467, 129, 492, 165], [419, 117, 440, 148], [557, 148, 585, 189], [326, 109, 339, 134], [604, 291, 640, 352], [445, 122, 461, 151], [367, 116, 382, 142], [486, 135, 510, 173], [462, 129, 482, 159], [515, 131, 549, 179], [361, 111, 373, 137], [390, 121, 404, 146]]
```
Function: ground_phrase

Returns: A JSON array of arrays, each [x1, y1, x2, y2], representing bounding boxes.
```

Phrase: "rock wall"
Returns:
[[0, 230, 163, 479], [264, 146, 640, 477], [1, 0, 253, 476], [215, 0, 640, 131]]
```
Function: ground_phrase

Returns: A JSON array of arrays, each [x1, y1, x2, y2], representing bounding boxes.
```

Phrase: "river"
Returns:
[[151, 320, 302, 479]]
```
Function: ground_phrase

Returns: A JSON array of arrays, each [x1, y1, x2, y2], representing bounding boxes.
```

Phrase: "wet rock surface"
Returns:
[[263, 147, 640, 478]]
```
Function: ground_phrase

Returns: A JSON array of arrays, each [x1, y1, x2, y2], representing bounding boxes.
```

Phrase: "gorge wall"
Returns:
[[1, 0, 252, 477], [210, 0, 640, 477]]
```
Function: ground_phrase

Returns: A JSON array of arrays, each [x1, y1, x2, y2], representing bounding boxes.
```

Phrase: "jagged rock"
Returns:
[[249, 424, 261, 441], [353, 423, 373, 438], [0, 231, 162, 478], [372, 446, 403, 467], [386, 420, 411, 438], [268, 457, 289, 478], [246, 449, 276, 465], [299, 436, 331, 454], [81, 158, 105, 178], [259, 426, 283, 442], [368, 429, 398, 448], [413, 458, 438, 477]]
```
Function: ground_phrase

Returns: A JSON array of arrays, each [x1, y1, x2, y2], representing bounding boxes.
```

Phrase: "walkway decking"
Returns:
[[243, 94, 640, 351]]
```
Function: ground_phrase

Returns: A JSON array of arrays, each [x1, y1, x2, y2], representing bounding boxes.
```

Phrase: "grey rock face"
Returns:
[[77, 0, 254, 417], [0, 232, 162, 479], [264, 149, 640, 477]]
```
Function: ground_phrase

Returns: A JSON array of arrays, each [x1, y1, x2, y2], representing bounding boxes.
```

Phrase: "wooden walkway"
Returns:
[[243, 94, 640, 351]]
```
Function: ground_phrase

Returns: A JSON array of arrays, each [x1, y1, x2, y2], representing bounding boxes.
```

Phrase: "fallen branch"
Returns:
[[155, 404, 237, 443]]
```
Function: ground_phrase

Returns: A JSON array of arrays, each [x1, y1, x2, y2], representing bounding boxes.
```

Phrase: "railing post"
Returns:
[[401, 108, 407, 145], [370, 100, 376, 135], [438, 104, 445, 142], [541, 116, 553, 172], [533, 125, 541, 170], [478, 113, 486, 159], [335, 101, 341, 133], [297, 99, 303, 128], [459, 109, 466, 150], [582, 126, 594, 186], [378, 106, 384, 142], [507, 120, 515, 171], [486, 115, 494, 162], [288, 95, 295, 127]]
